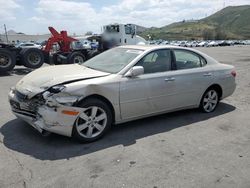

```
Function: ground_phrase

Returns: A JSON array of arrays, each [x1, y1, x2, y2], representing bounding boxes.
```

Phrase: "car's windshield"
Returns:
[[83, 48, 143, 73]]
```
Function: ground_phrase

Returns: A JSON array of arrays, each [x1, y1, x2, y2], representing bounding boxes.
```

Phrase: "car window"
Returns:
[[200, 57, 207, 67], [83, 48, 143, 73], [136, 49, 171, 74], [174, 50, 206, 70]]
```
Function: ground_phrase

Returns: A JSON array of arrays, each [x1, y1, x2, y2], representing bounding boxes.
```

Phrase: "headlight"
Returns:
[[48, 85, 65, 94], [42, 85, 82, 106], [42, 85, 66, 100], [55, 96, 80, 105]]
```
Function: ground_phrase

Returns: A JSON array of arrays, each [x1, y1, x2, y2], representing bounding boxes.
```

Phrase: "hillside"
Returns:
[[139, 5, 250, 40]]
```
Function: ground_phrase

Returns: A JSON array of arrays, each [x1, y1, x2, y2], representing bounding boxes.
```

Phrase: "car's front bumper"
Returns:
[[8, 89, 83, 137]]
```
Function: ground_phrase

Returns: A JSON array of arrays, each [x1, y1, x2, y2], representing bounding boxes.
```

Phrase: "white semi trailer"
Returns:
[[102, 23, 146, 46]]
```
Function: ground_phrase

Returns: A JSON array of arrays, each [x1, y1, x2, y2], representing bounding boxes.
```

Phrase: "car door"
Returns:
[[120, 49, 177, 120], [166, 49, 214, 109]]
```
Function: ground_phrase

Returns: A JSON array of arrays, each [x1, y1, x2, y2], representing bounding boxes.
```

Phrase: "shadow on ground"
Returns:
[[0, 102, 235, 160], [0, 68, 33, 77]]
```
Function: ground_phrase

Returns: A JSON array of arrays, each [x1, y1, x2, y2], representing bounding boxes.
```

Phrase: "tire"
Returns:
[[20, 48, 44, 69], [0, 49, 16, 73], [72, 98, 112, 142], [67, 52, 86, 64], [200, 88, 219, 113]]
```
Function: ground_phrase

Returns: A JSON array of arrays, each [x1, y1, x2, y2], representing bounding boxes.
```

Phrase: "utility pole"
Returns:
[[4, 24, 9, 43]]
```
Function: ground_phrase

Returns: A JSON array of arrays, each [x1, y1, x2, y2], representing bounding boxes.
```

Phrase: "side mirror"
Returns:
[[125, 66, 144, 77]]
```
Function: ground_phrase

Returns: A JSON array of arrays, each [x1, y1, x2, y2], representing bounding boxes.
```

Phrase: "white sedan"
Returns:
[[9, 45, 236, 142]]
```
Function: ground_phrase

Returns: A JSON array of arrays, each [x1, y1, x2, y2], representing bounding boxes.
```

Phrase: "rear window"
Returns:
[[174, 50, 207, 70]]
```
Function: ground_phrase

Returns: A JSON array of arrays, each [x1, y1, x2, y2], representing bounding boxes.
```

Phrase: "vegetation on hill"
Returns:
[[139, 5, 250, 40]]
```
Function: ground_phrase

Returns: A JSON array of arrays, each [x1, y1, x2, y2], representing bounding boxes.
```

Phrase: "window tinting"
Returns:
[[136, 49, 171, 74], [174, 50, 206, 70]]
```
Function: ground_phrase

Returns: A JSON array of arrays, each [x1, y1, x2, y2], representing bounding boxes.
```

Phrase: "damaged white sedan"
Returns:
[[9, 45, 236, 142]]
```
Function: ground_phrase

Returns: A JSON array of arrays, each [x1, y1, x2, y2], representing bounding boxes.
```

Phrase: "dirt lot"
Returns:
[[0, 46, 250, 188]]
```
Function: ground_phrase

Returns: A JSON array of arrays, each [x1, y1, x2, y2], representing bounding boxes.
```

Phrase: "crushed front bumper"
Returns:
[[8, 89, 83, 137]]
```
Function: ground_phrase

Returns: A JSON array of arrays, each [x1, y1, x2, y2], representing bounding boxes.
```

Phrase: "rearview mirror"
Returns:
[[125, 66, 144, 77]]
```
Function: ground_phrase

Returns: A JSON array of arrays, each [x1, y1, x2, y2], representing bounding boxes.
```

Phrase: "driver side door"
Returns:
[[119, 49, 175, 120]]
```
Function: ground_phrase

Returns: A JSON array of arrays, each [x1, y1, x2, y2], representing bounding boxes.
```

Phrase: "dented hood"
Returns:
[[15, 64, 110, 97]]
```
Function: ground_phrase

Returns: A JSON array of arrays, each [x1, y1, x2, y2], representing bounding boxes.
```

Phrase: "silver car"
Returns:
[[9, 45, 236, 142]]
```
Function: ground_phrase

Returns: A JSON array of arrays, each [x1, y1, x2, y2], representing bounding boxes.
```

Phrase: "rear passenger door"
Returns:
[[167, 49, 214, 108]]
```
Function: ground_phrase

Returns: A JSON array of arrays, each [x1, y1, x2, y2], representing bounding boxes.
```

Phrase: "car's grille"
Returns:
[[10, 91, 45, 116]]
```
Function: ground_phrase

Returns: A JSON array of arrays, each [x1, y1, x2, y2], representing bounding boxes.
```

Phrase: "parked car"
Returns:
[[207, 41, 219, 47], [15, 42, 42, 49], [9, 45, 236, 142], [218, 40, 231, 46], [197, 41, 208, 47]]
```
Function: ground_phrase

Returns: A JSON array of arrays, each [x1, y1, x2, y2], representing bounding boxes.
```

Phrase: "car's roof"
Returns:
[[118, 45, 218, 65], [118, 45, 195, 51]]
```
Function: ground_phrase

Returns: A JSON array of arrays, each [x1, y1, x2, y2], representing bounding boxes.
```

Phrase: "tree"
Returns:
[[214, 28, 227, 40], [202, 29, 214, 40]]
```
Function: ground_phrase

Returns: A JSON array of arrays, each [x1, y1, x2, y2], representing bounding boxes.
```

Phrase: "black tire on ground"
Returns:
[[67, 52, 86, 64], [199, 88, 219, 113], [0, 49, 16, 73], [20, 48, 44, 69], [72, 98, 112, 143]]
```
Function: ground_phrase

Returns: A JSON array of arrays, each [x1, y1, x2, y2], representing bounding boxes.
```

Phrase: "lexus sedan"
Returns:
[[9, 45, 236, 142]]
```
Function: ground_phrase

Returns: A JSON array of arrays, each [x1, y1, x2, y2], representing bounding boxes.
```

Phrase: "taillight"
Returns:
[[231, 70, 236, 77]]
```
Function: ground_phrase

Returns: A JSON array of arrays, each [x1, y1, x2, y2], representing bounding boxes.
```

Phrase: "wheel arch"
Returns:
[[201, 84, 223, 103], [76, 94, 115, 123]]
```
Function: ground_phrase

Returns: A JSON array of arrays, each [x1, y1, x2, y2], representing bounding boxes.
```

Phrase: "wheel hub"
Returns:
[[0, 58, 5, 63], [28, 52, 41, 65], [203, 90, 218, 112], [0, 55, 10, 66], [75, 106, 107, 138]]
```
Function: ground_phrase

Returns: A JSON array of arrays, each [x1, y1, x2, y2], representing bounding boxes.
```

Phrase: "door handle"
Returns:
[[203, 72, 212, 77], [165, 77, 175, 82]]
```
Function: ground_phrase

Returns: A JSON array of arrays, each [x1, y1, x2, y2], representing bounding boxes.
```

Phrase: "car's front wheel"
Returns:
[[72, 98, 112, 142], [200, 89, 219, 113]]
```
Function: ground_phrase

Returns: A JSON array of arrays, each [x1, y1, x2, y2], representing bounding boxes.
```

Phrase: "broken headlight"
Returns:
[[55, 95, 81, 106], [43, 85, 81, 106], [48, 85, 65, 94]]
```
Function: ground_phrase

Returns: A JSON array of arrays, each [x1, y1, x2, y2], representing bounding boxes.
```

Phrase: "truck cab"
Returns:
[[102, 24, 146, 46]]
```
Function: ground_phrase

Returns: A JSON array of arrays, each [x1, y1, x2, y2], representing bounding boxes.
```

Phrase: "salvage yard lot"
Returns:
[[0, 46, 250, 188]]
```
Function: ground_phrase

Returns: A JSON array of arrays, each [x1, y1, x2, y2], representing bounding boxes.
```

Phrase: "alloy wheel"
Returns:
[[202, 90, 218, 112], [75, 106, 107, 138]]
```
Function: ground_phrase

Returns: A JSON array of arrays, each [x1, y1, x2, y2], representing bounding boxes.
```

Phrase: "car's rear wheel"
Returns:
[[200, 89, 219, 113], [72, 98, 112, 142]]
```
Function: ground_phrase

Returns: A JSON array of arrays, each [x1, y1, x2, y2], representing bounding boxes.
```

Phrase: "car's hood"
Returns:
[[15, 64, 110, 97]]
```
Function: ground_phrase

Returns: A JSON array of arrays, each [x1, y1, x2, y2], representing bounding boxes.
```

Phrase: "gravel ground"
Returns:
[[0, 46, 250, 188]]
